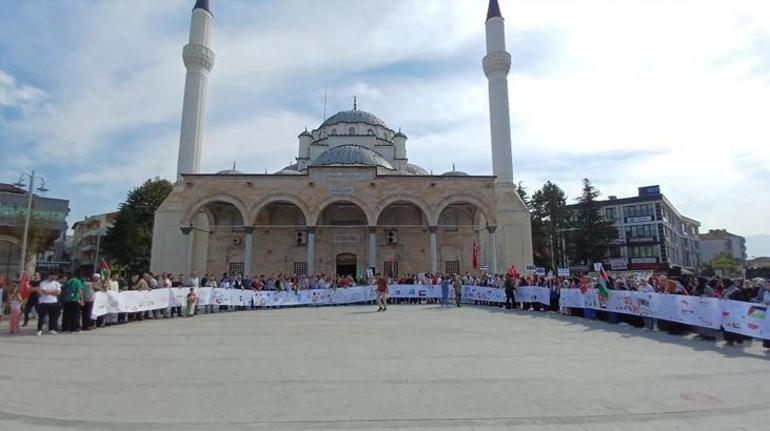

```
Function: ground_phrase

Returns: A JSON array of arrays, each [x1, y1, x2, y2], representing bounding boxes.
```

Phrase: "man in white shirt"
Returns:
[[36, 272, 62, 336]]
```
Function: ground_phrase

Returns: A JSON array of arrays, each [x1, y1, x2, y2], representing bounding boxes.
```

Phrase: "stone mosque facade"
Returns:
[[150, 0, 533, 278]]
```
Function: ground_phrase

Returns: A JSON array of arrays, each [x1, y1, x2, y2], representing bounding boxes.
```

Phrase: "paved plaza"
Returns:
[[1, 305, 769, 431]]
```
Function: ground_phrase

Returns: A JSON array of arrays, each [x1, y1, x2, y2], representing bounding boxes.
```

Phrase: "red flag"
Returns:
[[472, 240, 479, 270], [20, 271, 30, 301], [99, 258, 110, 271], [507, 265, 520, 279]]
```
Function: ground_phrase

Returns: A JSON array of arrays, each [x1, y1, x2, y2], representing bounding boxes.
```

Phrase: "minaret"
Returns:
[[177, 0, 215, 180], [483, 0, 513, 186]]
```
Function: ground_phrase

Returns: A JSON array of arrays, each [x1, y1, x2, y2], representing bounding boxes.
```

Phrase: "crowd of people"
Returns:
[[1, 269, 769, 351]]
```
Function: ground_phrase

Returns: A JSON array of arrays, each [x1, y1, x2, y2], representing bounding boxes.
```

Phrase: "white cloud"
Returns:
[[2, 0, 770, 242]]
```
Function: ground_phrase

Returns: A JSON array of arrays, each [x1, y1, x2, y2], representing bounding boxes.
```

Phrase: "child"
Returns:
[[8, 284, 23, 335], [185, 288, 197, 317]]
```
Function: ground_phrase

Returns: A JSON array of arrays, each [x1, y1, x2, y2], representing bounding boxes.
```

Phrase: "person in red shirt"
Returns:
[[376, 273, 389, 312]]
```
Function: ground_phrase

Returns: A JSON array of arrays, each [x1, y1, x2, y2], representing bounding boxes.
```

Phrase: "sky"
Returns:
[[1, 0, 769, 256]]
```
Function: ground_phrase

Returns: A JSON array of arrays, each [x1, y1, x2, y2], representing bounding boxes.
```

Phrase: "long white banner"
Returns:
[[558, 288, 770, 339], [91, 286, 770, 340]]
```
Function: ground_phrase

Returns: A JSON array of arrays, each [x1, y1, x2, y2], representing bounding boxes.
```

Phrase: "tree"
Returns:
[[569, 178, 617, 265], [102, 178, 173, 275], [703, 253, 739, 277], [531, 181, 568, 270]]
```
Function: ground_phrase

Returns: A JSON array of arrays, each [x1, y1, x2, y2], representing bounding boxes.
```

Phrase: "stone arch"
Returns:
[[373, 194, 432, 226], [311, 195, 374, 226], [182, 193, 250, 227], [432, 194, 495, 227], [0, 234, 20, 246], [250, 194, 311, 226]]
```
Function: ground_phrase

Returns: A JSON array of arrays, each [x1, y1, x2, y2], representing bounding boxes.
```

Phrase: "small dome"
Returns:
[[404, 163, 429, 175], [311, 145, 394, 170], [320, 109, 390, 129], [298, 130, 312, 138], [216, 168, 243, 175], [276, 169, 303, 175], [394, 130, 407, 139], [441, 170, 469, 176]]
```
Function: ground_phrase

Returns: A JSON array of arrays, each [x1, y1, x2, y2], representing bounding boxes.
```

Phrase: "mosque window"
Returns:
[[384, 260, 399, 277], [445, 260, 460, 276], [294, 262, 308, 276], [331, 128, 337, 136], [367, 129, 374, 136], [348, 127, 355, 135]]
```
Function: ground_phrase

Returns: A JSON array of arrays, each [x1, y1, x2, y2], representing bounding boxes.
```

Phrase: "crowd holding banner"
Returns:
[[88, 284, 770, 341]]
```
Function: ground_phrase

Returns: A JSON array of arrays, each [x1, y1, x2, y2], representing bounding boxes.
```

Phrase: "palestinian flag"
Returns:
[[597, 263, 610, 298], [99, 258, 111, 281]]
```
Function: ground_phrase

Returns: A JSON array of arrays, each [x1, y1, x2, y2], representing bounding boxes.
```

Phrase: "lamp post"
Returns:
[[13, 170, 49, 277]]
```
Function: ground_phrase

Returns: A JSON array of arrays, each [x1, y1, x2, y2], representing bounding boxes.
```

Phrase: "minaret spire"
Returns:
[[177, 0, 215, 180], [483, 0, 513, 186], [486, 0, 502, 21], [194, 0, 210, 13]]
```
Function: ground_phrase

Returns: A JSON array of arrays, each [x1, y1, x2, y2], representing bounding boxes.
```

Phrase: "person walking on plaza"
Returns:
[[440, 274, 450, 307], [8, 283, 23, 335], [376, 273, 388, 312], [61, 273, 84, 333], [36, 272, 61, 336], [22, 272, 40, 327], [452, 274, 463, 307]]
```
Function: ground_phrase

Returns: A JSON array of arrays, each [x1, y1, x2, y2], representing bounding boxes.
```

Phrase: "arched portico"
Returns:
[[375, 199, 431, 276]]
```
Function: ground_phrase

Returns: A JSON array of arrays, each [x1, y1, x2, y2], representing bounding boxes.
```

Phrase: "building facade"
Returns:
[[562, 185, 700, 272], [0, 183, 70, 278], [71, 212, 118, 273], [698, 229, 747, 271], [150, 0, 533, 278]]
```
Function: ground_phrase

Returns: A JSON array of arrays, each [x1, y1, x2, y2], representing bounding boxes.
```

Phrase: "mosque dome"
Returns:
[[311, 144, 394, 170], [216, 168, 243, 175], [441, 170, 468, 176], [276, 169, 303, 175], [403, 163, 429, 175], [320, 109, 390, 129]]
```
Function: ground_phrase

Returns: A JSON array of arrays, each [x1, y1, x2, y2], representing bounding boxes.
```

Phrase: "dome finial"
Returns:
[[353, 96, 357, 110], [232, 161, 236, 170], [452, 162, 456, 172]]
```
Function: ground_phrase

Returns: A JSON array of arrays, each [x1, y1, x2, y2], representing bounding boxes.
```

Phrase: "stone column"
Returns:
[[428, 225, 438, 274], [306, 226, 316, 276], [180, 226, 194, 275], [487, 225, 497, 273], [243, 226, 255, 277], [368, 226, 377, 273]]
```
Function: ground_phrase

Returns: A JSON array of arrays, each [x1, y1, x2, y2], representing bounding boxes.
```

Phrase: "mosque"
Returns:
[[150, 0, 533, 278]]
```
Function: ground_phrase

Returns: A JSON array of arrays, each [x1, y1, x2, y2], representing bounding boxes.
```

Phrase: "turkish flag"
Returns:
[[472, 240, 479, 270]]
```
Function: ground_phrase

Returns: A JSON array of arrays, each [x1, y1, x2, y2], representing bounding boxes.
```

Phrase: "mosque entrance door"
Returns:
[[336, 253, 357, 278]]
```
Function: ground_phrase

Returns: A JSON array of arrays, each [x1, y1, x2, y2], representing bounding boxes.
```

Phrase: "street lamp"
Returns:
[[14, 170, 49, 277]]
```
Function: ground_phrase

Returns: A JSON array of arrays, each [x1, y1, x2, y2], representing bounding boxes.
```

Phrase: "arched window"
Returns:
[[348, 127, 355, 135], [367, 129, 374, 136], [331, 128, 337, 136]]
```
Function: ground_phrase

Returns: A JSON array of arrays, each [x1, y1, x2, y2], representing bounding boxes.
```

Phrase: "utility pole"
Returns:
[[13, 170, 49, 276]]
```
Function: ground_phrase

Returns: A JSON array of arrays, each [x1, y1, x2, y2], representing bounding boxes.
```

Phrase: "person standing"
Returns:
[[452, 274, 463, 307], [82, 274, 100, 330], [22, 272, 41, 327], [376, 273, 388, 312], [440, 274, 450, 307], [61, 273, 84, 333], [504, 274, 515, 310], [185, 288, 198, 317], [36, 272, 62, 336], [8, 283, 23, 335]]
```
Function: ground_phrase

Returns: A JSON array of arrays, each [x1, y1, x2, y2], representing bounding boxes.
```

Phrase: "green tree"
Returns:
[[569, 178, 617, 265], [703, 253, 739, 277], [102, 178, 173, 274], [13, 213, 60, 274], [531, 181, 568, 270]]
